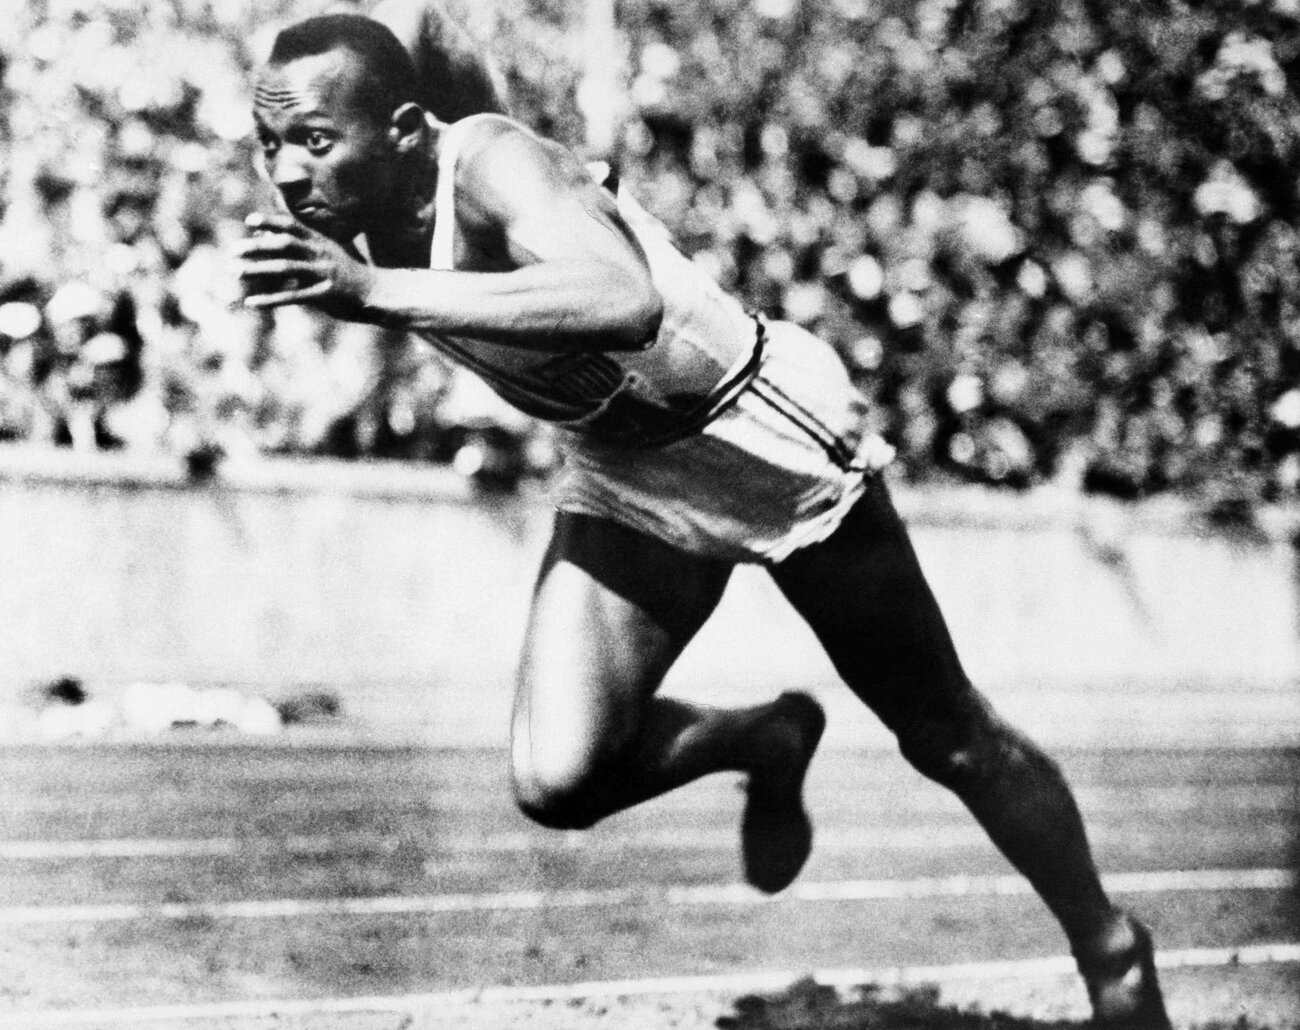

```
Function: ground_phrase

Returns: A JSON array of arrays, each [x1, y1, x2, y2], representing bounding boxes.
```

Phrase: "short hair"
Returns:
[[267, 14, 419, 120]]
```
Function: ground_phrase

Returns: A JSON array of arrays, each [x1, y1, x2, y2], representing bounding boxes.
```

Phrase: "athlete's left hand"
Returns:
[[234, 213, 377, 321]]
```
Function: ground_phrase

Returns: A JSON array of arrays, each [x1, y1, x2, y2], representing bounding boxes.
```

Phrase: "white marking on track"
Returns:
[[10, 942, 1300, 1026], [0, 834, 405, 861], [4, 782, 1293, 816], [0, 867, 1292, 926], [0, 825, 996, 861], [1, 820, 1292, 862]]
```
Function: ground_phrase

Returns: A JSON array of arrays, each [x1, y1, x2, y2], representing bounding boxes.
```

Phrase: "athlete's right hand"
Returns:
[[234, 213, 378, 322]]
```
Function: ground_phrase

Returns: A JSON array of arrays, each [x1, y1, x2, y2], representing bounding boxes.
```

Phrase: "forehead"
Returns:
[[254, 49, 371, 122]]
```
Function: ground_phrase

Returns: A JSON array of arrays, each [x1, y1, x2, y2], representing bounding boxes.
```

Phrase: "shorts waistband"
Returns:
[[578, 316, 767, 449]]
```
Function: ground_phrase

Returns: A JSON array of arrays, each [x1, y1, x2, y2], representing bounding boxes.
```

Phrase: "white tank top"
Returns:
[[415, 114, 763, 445]]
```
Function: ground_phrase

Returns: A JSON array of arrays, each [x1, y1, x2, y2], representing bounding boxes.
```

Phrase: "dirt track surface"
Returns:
[[1, 739, 1297, 1029]]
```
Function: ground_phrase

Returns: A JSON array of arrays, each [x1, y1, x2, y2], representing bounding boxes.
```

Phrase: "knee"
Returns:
[[896, 701, 1046, 790], [510, 742, 604, 831]]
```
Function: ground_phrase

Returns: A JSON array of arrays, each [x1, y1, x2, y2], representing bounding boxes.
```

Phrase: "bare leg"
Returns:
[[768, 477, 1170, 1026], [510, 513, 824, 889]]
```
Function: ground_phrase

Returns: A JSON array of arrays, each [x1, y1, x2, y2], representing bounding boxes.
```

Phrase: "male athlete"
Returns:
[[235, 13, 1172, 1027]]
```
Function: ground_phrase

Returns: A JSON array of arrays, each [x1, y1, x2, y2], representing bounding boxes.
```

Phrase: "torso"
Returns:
[[399, 114, 761, 445]]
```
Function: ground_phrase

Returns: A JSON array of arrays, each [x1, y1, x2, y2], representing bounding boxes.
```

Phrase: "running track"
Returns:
[[0, 739, 1297, 1027]]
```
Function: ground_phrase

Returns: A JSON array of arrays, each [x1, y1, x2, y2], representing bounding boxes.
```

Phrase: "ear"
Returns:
[[388, 102, 427, 154]]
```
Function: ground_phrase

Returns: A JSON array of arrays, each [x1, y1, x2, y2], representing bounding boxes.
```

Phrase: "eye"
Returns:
[[257, 132, 280, 157], [304, 131, 334, 155]]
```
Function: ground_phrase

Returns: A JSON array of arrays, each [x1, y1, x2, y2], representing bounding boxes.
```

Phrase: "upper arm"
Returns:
[[444, 122, 663, 347], [457, 125, 651, 282]]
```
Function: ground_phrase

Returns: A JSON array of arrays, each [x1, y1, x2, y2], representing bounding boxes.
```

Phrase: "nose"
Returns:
[[268, 147, 310, 194]]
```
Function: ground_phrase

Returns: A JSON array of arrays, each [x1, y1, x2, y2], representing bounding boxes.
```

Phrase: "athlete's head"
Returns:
[[252, 15, 425, 241]]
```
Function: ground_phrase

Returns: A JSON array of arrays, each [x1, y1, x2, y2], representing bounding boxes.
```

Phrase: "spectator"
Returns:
[[0, 0, 1295, 506]]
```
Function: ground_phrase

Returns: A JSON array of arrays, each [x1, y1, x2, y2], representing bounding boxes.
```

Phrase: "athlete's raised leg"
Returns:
[[510, 512, 824, 891], [767, 475, 1170, 1027]]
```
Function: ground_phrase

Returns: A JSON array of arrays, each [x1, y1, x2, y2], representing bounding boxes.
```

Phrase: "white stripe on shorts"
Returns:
[[554, 320, 894, 563]]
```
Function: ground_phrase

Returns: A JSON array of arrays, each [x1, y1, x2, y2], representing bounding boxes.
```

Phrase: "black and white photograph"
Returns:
[[0, 1, 1297, 1027]]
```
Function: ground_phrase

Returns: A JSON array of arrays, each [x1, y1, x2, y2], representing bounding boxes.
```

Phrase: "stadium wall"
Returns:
[[1, 446, 1297, 747]]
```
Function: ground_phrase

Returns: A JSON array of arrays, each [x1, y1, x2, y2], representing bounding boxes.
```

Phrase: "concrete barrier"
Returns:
[[1, 445, 1297, 747]]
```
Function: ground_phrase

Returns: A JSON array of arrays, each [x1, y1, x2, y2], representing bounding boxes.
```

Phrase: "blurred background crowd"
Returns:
[[1, 0, 1298, 506]]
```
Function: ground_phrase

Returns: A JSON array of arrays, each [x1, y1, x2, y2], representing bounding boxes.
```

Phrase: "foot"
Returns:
[[740, 691, 826, 894], [1077, 915, 1173, 1029]]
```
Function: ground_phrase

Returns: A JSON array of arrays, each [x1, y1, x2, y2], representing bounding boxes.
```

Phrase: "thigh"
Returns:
[[767, 475, 976, 733], [513, 512, 733, 769]]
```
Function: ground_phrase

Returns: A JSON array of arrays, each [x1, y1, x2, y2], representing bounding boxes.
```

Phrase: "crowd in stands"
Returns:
[[1, 0, 1298, 507]]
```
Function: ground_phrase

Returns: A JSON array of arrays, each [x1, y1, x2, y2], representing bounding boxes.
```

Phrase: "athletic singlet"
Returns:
[[408, 113, 763, 445]]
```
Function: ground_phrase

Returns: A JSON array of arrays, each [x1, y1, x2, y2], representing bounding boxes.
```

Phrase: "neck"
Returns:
[[366, 141, 439, 267]]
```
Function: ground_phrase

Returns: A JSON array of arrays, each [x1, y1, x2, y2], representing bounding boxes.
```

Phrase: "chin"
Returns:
[[317, 222, 359, 244]]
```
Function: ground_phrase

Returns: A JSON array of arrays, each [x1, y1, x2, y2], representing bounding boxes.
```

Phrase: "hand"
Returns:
[[234, 213, 377, 322]]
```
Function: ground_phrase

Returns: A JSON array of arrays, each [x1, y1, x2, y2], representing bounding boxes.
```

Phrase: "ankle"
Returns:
[[1073, 910, 1139, 976], [1074, 915, 1171, 1029], [746, 693, 823, 778]]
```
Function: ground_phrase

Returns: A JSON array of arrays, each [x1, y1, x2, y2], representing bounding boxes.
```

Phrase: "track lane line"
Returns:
[[5, 782, 1294, 817], [2, 819, 1294, 861], [0, 825, 1040, 860], [0, 834, 404, 860], [0, 868, 1293, 926], [8, 942, 1300, 1026]]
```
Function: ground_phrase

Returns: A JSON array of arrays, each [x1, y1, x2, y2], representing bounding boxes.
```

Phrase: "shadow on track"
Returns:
[[717, 979, 1073, 1030], [715, 977, 1285, 1030]]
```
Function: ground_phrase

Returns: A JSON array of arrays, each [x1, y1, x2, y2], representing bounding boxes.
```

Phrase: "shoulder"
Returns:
[[448, 116, 600, 218], [450, 115, 576, 182], [440, 111, 521, 147]]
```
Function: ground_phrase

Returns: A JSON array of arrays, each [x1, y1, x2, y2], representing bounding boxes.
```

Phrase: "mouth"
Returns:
[[285, 199, 358, 241]]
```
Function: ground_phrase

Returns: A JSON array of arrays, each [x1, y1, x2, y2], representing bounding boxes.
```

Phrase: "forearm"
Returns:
[[365, 263, 663, 351]]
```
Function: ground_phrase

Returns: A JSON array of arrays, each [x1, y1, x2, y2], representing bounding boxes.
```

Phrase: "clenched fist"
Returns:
[[234, 213, 378, 322]]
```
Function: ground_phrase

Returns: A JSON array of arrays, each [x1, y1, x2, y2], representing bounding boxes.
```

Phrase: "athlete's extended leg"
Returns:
[[510, 512, 825, 891], [768, 476, 1170, 1028]]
